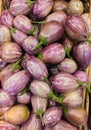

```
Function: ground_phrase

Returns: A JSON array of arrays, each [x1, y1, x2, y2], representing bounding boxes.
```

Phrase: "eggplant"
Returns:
[[32, 0, 53, 19], [2, 70, 30, 95], [51, 72, 79, 93], [73, 41, 91, 68], [38, 43, 66, 64], [43, 107, 62, 127]]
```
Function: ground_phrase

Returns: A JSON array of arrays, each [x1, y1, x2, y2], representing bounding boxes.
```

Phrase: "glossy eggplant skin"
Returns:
[[31, 95, 48, 113], [2, 70, 30, 95], [73, 42, 91, 68], [0, 120, 19, 130], [65, 15, 88, 41], [9, 0, 32, 16], [0, 89, 15, 108], [20, 113, 42, 130], [30, 80, 51, 98], [0, 42, 22, 63], [26, 56, 48, 80], [39, 21, 64, 43], [62, 89, 83, 108], [51, 72, 79, 93], [44, 120, 77, 130], [58, 58, 77, 74], [13, 15, 33, 34], [64, 107, 87, 127], [0, 10, 14, 28], [41, 43, 66, 64], [46, 11, 67, 25], [43, 107, 62, 127], [32, 0, 53, 19]]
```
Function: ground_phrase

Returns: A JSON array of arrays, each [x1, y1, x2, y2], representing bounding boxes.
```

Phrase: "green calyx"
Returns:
[[47, 89, 64, 104], [31, 20, 46, 24], [28, 26, 38, 36], [38, 52, 43, 60], [10, 59, 22, 71], [85, 33, 91, 43], [78, 80, 91, 93], [33, 36, 48, 50], [62, 105, 68, 115], [10, 27, 16, 34], [18, 85, 30, 96], [64, 46, 71, 58], [36, 108, 44, 126], [26, 0, 36, 7]]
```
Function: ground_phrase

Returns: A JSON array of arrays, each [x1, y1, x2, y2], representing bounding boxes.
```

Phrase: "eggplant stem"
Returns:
[[36, 108, 44, 126], [10, 58, 23, 71], [37, 52, 43, 60], [31, 20, 46, 24], [18, 85, 30, 95], [44, 77, 51, 85], [10, 27, 16, 34], [64, 46, 71, 58], [33, 36, 48, 50], [62, 105, 68, 115], [48, 90, 64, 104], [78, 80, 91, 93], [33, 41, 43, 50], [26, 0, 36, 7]]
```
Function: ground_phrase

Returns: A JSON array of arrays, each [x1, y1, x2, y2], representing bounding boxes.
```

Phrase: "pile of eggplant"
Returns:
[[0, 0, 90, 129]]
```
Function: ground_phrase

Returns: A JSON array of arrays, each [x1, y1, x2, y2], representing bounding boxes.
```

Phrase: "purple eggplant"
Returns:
[[22, 36, 41, 55], [13, 15, 33, 34], [38, 43, 66, 64], [31, 95, 48, 125], [81, 13, 91, 33], [32, 0, 53, 19], [51, 72, 79, 93], [63, 37, 73, 58], [11, 28, 27, 46], [0, 42, 22, 63], [65, 14, 88, 41], [73, 41, 91, 68], [2, 70, 30, 95], [62, 89, 83, 108], [44, 120, 77, 130], [34, 21, 64, 49], [73, 70, 88, 82], [46, 11, 67, 25], [0, 89, 15, 108], [0, 10, 14, 28], [26, 56, 48, 80], [0, 120, 19, 130], [20, 113, 42, 130], [21, 53, 31, 71], [17, 91, 31, 104], [0, 60, 22, 85], [58, 58, 77, 74], [9, 0, 34, 16], [31, 95, 48, 113], [43, 107, 62, 127], [30, 80, 51, 98]]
